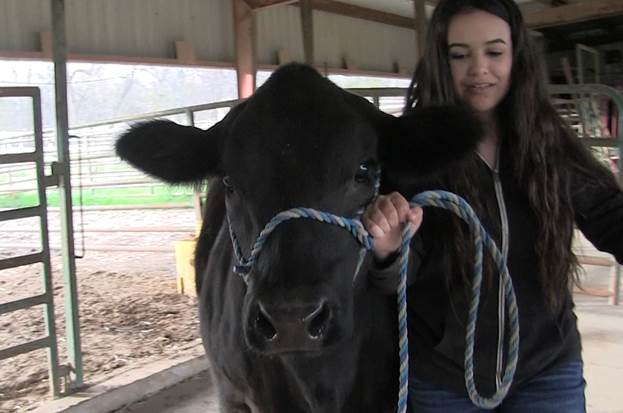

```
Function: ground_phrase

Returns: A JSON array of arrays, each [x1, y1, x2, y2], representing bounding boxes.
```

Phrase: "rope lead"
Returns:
[[227, 190, 519, 412]]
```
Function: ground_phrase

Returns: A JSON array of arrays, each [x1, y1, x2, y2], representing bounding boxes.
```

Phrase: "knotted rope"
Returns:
[[227, 190, 519, 411]]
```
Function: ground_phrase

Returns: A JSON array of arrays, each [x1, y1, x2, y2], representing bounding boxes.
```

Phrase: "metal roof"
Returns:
[[0, 0, 620, 76], [331, 0, 595, 18]]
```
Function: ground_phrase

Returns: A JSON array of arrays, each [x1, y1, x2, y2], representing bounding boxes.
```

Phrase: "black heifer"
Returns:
[[116, 63, 480, 413]]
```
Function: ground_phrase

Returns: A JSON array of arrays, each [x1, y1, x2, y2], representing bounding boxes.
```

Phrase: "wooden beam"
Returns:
[[300, 0, 314, 65], [175, 41, 196, 63], [244, 0, 298, 10], [526, 0, 623, 29], [532, 0, 568, 5], [310, 0, 415, 30], [233, 0, 257, 98], [39, 31, 53, 58]]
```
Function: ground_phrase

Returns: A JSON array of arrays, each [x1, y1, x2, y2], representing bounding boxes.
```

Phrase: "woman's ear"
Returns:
[[379, 105, 483, 177]]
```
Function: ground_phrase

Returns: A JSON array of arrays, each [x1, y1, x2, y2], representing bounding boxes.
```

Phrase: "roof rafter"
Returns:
[[246, 0, 623, 33], [310, 0, 414, 29], [532, 0, 568, 6], [243, 0, 299, 10], [244, 0, 415, 29], [526, 0, 623, 29]]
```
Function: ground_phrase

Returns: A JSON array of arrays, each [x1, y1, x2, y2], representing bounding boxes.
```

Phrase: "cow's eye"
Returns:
[[355, 159, 376, 183], [222, 176, 235, 194]]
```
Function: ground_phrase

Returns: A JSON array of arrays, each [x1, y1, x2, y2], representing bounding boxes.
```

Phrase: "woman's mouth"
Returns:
[[466, 83, 494, 94]]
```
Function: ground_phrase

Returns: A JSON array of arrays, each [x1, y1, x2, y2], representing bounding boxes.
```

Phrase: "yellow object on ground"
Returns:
[[175, 237, 197, 297]]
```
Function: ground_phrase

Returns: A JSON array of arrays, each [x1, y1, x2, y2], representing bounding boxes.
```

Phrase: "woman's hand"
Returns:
[[363, 192, 423, 261]]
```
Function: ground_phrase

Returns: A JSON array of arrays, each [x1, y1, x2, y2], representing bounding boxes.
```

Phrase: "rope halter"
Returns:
[[228, 208, 371, 285]]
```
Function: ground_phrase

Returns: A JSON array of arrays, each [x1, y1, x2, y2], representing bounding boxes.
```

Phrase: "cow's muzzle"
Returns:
[[245, 298, 334, 354]]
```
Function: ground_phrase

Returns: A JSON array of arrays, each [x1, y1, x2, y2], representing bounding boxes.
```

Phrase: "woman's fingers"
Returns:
[[386, 192, 411, 225], [363, 217, 385, 238], [364, 193, 423, 260], [367, 193, 409, 219], [365, 199, 391, 235], [364, 192, 415, 236], [407, 207, 423, 231], [365, 195, 423, 230]]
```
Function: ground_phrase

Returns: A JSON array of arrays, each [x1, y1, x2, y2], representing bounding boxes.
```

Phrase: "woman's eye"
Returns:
[[450, 53, 466, 60], [487, 50, 503, 57], [222, 176, 235, 193]]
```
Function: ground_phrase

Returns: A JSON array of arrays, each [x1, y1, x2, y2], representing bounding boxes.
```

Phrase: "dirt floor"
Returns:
[[0, 207, 201, 413], [2, 207, 620, 413]]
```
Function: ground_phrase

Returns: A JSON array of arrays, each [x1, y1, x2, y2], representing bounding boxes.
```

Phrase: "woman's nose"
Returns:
[[468, 54, 489, 76]]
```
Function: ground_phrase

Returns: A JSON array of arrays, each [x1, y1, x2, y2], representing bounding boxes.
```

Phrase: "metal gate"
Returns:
[[0, 86, 63, 396]]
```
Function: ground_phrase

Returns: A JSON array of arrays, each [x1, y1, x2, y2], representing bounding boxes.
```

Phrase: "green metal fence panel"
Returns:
[[546, 84, 622, 306], [0, 86, 62, 396], [548, 86, 623, 194]]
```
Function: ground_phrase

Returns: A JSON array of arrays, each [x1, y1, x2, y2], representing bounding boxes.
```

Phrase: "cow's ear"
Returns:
[[115, 119, 222, 184], [380, 105, 482, 176], [116, 101, 248, 183]]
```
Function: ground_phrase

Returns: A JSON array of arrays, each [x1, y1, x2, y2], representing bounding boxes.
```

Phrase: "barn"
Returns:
[[0, 1, 622, 412]]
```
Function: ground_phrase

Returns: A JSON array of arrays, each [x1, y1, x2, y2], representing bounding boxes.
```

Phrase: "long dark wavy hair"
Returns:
[[406, 0, 615, 311]]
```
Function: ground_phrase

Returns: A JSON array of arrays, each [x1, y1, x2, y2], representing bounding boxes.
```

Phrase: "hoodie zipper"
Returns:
[[477, 149, 509, 392], [493, 169, 509, 391]]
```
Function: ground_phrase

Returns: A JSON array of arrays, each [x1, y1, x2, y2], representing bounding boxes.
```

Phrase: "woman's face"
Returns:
[[447, 10, 513, 120]]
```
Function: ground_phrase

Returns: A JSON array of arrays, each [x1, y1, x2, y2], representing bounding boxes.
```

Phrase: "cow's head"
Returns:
[[116, 63, 480, 355]]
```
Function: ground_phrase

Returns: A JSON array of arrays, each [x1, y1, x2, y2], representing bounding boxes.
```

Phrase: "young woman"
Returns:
[[364, 0, 623, 412]]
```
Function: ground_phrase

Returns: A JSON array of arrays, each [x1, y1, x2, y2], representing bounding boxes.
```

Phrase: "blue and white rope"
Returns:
[[227, 190, 519, 411], [229, 208, 372, 281], [410, 191, 519, 409]]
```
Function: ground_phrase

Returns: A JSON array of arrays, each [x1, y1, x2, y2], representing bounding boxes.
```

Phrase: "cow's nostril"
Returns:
[[255, 304, 278, 342], [305, 301, 330, 340]]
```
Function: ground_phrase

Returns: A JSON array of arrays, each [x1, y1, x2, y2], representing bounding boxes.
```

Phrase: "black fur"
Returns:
[[116, 120, 222, 184], [381, 105, 483, 176], [115, 63, 481, 412]]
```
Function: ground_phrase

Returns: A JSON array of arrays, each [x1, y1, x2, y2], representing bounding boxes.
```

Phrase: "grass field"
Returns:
[[0, 185, 196, 208]]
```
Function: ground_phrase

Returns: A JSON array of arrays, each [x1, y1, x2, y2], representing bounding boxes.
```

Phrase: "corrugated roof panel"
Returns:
[[257, 6, 416, 73], [256, 5, 305, 65], [313, 9, 416, 73], [64, 0, 234, 61], [0, 0, 50, 51], [1, 0, 415, 74]]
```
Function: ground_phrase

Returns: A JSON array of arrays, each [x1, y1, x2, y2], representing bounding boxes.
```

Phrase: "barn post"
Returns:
[[300, 0, 314, 66], [612, 91, 623, 306], [414, 0, 428, 62], [233, 0, 257, 98], [51, 0, 83, 389]]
